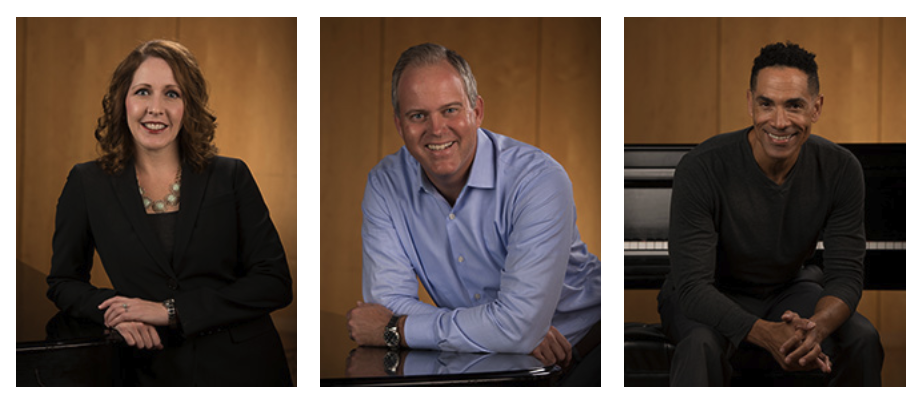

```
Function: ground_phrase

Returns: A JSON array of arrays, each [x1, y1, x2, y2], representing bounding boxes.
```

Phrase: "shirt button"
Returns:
[[449, 213, 456, 220], [458, 255, 464, 263], [474, 293, 481, 300]]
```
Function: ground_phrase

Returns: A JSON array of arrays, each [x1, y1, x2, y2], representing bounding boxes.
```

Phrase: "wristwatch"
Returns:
[[384, 315, 402, 349], [163, 298, 177, 329], [384, 350, 400, 375]]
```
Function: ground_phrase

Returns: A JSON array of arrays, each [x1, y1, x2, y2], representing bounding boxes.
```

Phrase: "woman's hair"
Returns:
[[95, 40, 217, 174]]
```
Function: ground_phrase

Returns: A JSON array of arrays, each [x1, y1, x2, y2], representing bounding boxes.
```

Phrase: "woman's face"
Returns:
[[125, 57, 184, 156]]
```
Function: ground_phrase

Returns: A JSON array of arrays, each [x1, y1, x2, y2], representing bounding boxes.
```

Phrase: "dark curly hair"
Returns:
[[749, 41, 820, 96], [95, 40, 217, 174]]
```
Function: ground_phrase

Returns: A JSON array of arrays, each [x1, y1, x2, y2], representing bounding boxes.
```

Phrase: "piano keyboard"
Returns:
[[625, 240, 906, 252]]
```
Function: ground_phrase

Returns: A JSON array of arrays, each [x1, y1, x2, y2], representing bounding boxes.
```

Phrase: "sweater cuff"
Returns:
[[820, 287, 860, 314]]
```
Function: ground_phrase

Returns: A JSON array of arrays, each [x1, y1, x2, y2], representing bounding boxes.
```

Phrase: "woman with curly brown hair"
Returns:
[[46, 40, 293, 386]]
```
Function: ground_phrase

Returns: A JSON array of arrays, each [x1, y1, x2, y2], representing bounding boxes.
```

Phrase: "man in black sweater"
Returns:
[[658, 42, 884, 386]]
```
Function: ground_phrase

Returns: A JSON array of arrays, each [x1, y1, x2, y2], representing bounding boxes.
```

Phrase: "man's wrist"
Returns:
[[746, 318, 772, 348], [809, 295, 851, 342], [398, 315, 409, 348]]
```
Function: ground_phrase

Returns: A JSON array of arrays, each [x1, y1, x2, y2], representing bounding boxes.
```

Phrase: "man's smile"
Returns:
[[426, 141, 455, 151], [766, 129, 797, 144]]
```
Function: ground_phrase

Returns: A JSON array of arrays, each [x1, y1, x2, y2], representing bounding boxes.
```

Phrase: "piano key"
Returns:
[[625, 241, 905, 251]]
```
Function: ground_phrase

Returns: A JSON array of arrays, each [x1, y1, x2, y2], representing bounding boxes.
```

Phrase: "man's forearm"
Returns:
[[809, 295, 852, 341]]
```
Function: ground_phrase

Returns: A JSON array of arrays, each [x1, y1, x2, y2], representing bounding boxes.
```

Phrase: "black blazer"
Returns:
[[47, 156, 293, 386]]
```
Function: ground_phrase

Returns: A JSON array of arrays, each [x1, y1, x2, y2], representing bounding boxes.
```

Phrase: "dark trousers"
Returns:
[[659, 280, 883, 386]]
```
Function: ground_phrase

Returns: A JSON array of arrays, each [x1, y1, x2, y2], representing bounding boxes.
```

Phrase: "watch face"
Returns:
[[384, 350, 400, 374], [385, 328, 399, 348]]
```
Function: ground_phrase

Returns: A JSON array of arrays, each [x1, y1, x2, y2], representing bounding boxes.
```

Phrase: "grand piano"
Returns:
[[624, 143, 906, 290], [16, 259, 126, 386]]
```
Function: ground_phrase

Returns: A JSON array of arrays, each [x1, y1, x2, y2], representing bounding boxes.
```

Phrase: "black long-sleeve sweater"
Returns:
[[660, 127, 866, 347]]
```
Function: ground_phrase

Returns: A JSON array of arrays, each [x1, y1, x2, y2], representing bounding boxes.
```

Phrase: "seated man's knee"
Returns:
[[676, 326, 729, 357], [851, 314, 880, 341], [836, 313, 884, 358]]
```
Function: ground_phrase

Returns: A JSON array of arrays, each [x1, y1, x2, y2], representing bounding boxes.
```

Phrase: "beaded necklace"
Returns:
[[138, 168, 181, 213]]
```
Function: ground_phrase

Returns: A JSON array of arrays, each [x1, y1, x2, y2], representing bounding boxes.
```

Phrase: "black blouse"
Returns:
[[147, 211, 178, 260]]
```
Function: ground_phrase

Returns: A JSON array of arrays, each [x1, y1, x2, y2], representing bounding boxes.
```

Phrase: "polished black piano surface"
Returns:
[[624, 143, 906, 290], [17, 260, 126, 386], [319, 310, 560, 386], [17, 314, 125, 386]]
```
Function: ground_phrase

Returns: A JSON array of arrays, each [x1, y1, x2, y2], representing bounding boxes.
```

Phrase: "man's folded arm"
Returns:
[[669, 157, 759, 346], [361, 166, 574, 354]]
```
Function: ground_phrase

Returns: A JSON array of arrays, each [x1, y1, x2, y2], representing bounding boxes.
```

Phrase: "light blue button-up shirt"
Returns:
[[362, 128, 601, 354]]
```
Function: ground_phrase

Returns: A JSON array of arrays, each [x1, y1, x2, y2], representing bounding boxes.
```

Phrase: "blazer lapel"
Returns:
[[172, 161, 208, 270], [111, 163, 174, 276]]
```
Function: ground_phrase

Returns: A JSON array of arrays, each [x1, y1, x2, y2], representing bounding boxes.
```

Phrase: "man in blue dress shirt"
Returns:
[[346, 43, 601, 378]]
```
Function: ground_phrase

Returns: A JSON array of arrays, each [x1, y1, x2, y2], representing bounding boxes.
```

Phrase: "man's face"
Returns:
[[747, 66, 823, 165], [394, 61, 484, 190]]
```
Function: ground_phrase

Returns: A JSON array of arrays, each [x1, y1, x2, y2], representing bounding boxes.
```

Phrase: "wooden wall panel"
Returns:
[[538, 17, 602, 257], [627, 18, 903, 144], [857, 289, 906, 387], [319, 18, 384, 316], [624, 18, 719, 144], [881, 18, 906, 143], [719, 18, 881, 143], [16, 17, 25, 270]]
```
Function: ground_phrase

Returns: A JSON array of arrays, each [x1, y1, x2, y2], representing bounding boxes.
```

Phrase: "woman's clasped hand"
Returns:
[[99, 295, 169, 349]]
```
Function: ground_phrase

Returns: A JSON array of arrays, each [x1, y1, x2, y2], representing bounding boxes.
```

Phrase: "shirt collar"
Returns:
[[466, 128, 495, 189]]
